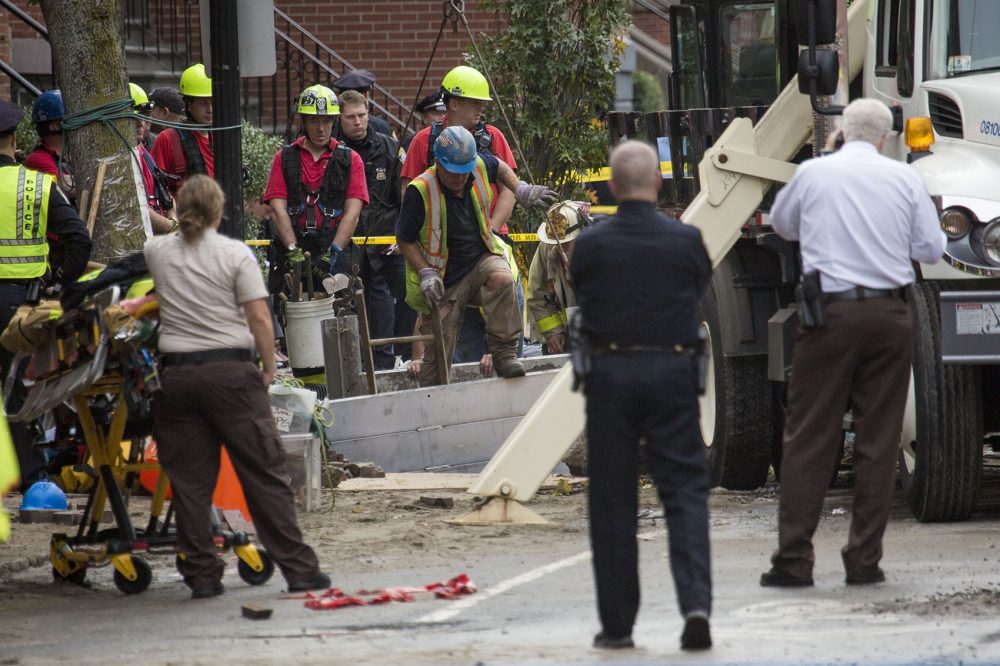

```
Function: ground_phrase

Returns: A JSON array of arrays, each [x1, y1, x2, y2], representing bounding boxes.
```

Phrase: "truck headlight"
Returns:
[[941, 207, 973, 239], [971, 219, 1000, 265]]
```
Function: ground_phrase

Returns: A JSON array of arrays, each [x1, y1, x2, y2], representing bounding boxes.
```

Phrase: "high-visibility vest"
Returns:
[[404, 157, 499, 314], [0, 166, 52, 280]]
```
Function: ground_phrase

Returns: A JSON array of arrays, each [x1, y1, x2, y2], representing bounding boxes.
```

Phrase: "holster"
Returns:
[[567, 311, 591, 392], [794, 271, 827, 329]]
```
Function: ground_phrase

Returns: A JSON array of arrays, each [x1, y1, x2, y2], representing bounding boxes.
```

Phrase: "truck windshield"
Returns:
[[928, 0, 1000, 79], [720, 3, 777, 106]]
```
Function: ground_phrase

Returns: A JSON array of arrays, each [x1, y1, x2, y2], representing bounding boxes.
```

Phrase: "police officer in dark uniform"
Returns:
[[570, 140, 712, 652], [337, 89, 407, 369], [331, 69, 396, 139], [0, 101, 92, 485]]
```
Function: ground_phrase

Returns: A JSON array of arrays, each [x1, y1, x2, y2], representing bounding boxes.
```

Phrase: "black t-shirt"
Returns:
[[396, 153, 500, 287]]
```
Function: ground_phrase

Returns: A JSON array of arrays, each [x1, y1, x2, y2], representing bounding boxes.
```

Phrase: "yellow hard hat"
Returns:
[[297, 84, 340, 116], [440, 65, 492, 102], [179, 64, 212, 98], [129, 82, 149, 108]]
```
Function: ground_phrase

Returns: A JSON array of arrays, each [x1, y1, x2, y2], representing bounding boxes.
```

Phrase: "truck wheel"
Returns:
[[699, 287, 773, 490], [902, 282, 982, 522]]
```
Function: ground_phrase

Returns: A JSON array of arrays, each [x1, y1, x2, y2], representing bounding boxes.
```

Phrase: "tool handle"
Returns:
[[304, 251, 315, 302]]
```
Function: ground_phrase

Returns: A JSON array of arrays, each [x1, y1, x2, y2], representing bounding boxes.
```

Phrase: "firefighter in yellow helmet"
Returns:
[[263, 85, 369, 308], [0, 100, 91, 486], [401, 65, 519, 237], [151, 63, 214, 193]]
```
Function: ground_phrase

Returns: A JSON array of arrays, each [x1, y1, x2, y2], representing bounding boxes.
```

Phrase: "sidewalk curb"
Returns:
[[0, 554, 47, 580]]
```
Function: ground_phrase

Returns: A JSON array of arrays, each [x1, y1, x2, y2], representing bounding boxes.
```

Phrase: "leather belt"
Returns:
[[160, 348, 254, 367], [823, 287, 905, 303], [591, 342, 696, 357]]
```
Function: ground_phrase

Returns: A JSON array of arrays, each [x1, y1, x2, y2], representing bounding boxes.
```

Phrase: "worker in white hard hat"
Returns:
[[527, 201, 592, 354]]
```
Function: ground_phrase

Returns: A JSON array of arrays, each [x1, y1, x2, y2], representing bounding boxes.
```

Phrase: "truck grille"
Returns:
[[928, 93, 963, 139]]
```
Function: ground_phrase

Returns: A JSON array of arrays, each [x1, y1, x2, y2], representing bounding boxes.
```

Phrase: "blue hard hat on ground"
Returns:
[[433, 125, 478, 174], [21, 480, 69, 511], [32, 90, 64, 124]]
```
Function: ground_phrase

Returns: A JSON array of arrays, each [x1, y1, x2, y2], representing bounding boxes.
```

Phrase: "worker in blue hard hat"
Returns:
[[395, 124, 557, 385], [24, 90, 75, 197]]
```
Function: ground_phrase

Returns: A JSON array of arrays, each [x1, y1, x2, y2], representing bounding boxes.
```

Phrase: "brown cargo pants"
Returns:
[[418, 253, 522, 386], [153, 360, 321, 589]]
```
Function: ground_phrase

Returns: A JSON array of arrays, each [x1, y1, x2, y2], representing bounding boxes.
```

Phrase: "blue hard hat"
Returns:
[[433, 125, 478, 174], [21, 480, 69, 511], [32, 90, 64, 123]]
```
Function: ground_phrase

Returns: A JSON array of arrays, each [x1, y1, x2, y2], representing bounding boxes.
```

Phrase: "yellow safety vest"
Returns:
[[0, 166, 52, 280], [405, 157, 500, 314], [0, 389, 18, 542]]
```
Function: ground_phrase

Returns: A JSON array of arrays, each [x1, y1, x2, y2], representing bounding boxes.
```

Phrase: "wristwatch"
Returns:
[[287, 242, 298, 252]]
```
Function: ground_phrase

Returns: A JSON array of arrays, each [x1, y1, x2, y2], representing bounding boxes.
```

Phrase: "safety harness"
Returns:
[[138, 149, 174, 215], [177, 129, 208, 178], [426, 120, 494, 165], [280, 140, 353, 253]]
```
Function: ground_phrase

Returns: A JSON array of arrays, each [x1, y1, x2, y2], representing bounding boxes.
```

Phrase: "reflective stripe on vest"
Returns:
[[405, 157, 496, 313], [537, 310, 567, 334], [0, 166, 52, 279]]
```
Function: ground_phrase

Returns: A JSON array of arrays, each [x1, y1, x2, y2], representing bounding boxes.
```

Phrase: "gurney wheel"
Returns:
[[113, 556, 153, 595], [237, 548, 274, 586], [52, 566, 87, 585]]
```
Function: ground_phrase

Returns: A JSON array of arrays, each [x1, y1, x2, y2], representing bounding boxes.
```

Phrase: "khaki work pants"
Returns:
[[419, 253, 521, 386]]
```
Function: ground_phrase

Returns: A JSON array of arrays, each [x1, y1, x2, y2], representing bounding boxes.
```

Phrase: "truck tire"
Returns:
[[700, 284, 773, 490], [901, 282, 982, 522]]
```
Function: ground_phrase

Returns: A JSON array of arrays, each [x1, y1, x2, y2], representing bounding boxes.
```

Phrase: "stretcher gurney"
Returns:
[[6, 283, 275, 594]]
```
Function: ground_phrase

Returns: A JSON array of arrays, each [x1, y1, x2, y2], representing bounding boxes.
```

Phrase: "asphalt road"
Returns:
[[3, 486, 1000, 665]]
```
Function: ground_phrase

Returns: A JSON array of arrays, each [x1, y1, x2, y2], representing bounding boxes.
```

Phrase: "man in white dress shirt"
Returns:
[[760, 98, 946, 588]]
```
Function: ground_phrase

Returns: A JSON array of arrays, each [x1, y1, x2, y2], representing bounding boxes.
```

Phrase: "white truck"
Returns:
[[463, 0, 1000, 524]]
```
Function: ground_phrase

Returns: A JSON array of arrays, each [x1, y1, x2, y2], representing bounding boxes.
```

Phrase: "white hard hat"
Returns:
[[537, 201, 592, 244]]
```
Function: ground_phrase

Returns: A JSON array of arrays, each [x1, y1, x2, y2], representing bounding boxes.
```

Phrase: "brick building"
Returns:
[[0, 1, 669, 130]]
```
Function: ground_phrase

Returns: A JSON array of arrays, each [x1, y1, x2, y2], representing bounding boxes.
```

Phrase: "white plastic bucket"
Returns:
[[284, 295, 335, 374]]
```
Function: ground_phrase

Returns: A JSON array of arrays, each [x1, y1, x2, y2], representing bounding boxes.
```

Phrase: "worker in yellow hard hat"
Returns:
[[151, 63, 214, 193], [399, 65, 525, 366], [263, 84, 369, 302], [131, 82, 177, 234]]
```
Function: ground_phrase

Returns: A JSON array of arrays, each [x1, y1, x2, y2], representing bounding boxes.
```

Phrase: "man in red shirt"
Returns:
[[130, 82, 176, 234], [263, 84, 368, 293], [151, 64, 214, 193], [401, 66, 517, 235], [24, 90, 73, 192]]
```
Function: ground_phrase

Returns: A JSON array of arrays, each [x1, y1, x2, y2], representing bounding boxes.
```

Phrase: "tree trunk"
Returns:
[[40, 0, 148, 263]]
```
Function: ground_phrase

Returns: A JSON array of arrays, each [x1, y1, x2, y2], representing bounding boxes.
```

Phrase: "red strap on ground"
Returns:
[[301, 573, 476, 611]]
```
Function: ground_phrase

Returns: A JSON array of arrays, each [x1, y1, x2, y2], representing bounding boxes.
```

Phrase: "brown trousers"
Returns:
[[772, 297, 913, 578], [153, 360, 320, 588], [419, 253, 522, 386]]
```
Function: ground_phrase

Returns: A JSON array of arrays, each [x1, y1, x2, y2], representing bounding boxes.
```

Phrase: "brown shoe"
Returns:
[[495, 358, 526, 378], [760, 567, 814, 587], [845, 567, 885, 585]]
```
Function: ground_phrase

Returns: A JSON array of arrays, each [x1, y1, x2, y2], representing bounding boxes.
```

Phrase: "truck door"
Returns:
[[864, 0, 921, 161]]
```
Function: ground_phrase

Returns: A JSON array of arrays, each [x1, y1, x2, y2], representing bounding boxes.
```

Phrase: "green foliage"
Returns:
[[240, 120, 282, 243], [15, 107, 38, 159], [469, 0, 631, 233], [241, 120, 282, 204], [633, 70, 666, 113]]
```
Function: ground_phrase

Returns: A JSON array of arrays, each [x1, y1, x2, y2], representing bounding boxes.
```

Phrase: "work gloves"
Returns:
[[324, 243, 352, 277], [286, 247, 305, 264], [514, 181, 558, 210], [419, 267, 445, 307]]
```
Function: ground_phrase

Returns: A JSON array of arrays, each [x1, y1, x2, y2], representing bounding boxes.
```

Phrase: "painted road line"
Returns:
[[416, 549, 592, 624]]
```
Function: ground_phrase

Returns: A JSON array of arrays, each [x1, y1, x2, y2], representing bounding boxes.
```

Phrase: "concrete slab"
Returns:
[[336, 472, 584, 492], [326, 369, 564, 473]]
